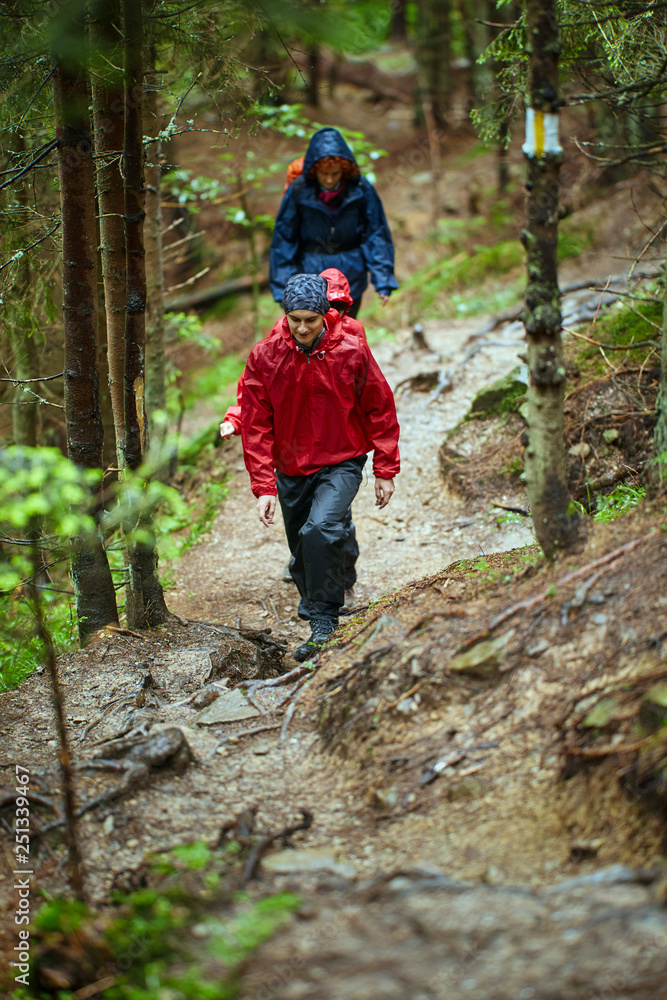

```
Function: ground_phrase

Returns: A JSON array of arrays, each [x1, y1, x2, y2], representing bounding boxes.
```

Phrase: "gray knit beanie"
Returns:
[[282, 273, 330, 315]]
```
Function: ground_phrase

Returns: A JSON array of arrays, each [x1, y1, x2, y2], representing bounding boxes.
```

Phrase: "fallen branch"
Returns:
[[457, 534, 654, 652], [244, 664, 312, 690], [385, 680, 423, 712], [71, 977, 117, 1000], [280, 677, 312, 740], [242, 808, 314, 882], [563, 326, 659, 352], [491, 501, 530, 516], [212, 723, 281, 754]]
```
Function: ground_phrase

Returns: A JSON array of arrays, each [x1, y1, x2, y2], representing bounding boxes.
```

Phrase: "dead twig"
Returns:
[[491, 501, 530, 516], [245, 690, 269, 716], [563, 326, 659, 352], [385, 680, 423, 712], [244, 664, 312, 690], [242, 808, 314, 882], [458, 534, 654, 651], [212, 723, 281, 753], [280, 676, 312, 740], [71, 976, 117, 1000], [563, 737, 652, 758]]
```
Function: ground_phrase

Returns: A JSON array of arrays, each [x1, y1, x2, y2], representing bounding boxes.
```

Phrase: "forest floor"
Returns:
[[3, 85, 667, 998]]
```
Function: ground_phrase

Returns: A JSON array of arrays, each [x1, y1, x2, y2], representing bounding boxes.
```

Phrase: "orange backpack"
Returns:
[[283, 156, 305, 194]]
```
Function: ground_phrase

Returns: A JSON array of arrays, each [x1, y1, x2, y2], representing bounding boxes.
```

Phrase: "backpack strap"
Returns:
[[290, 173, 305, 210]]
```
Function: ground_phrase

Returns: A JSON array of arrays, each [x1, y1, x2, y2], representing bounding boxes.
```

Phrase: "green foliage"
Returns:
[[589, 298, 661, 352], [572, 296, 662, 377], [157, 478, 228, 560], [449, 281, 524, 319], [256, 104, 387, 174], [558, 222, 595, 261], [473, 0, 667, 168], [17, 840, 301, 1000], [593, 483, 646, 522], [189, 354, 247, 405], [0, 593, 77, 693], [166, 311, 217, 355], [452, 547, 542, 582], [0, 450, 103, 685], [34, 896, 89, 935], [364, 325, 397, 345], [387, 239, 525, 320], [164, 312, 220, 416], [569, 482, 646, 523], [0, 448, 100, 592], [0, 447, 225, 690]]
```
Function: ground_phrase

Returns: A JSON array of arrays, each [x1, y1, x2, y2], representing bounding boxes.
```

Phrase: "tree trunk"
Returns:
[[415, 0, 451, 133], [457, 0, 479, 109], [90, 0, 126, 466], [122, 0, 169, 628], [96, 239, 119, 476], [306, 46, 320, 107], [52, 8, 119, 641], [648, 240, 667, 490], [9, 266, 38, 448], [10, 137, 38, 447], [144, 55, 168, 462], [390, 0, 407, 43], [521, 0, 578, 557]]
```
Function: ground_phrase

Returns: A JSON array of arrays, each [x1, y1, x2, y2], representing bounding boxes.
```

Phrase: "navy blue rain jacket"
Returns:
[[269, 127, 399, 303]]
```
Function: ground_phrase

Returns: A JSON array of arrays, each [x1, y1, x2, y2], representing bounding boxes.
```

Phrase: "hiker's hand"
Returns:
[[257, 495, 276, 527], [374, 478, 395, 509], [378, 293, 390, 306], [220, 421, 236, 439]]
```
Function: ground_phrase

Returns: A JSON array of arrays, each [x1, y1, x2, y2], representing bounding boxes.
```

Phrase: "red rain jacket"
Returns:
[[240, 311, 400, 497], [223, 301, 367, 434]]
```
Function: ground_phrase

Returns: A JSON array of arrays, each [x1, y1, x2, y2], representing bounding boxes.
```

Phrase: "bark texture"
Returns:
[[122, 0, 169, 628], [648, 240, 667, 490], [90, 0, 126, 465], [143, 60, 168, 455], [53, 14, 119, 641], [521, 0, 578, 557], [10, 136, 38, 447], [415, 0, 452, 133]]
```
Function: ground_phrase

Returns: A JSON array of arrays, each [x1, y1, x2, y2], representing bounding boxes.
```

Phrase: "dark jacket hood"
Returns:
[[303, 128, 358, 176]]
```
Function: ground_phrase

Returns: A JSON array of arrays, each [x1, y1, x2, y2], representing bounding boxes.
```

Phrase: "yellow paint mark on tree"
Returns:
[[523, 109, 562, 158], [534, 111, 545, 157]]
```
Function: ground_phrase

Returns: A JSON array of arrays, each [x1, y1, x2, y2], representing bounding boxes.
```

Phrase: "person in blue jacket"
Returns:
[[269, 127, 398, 317]]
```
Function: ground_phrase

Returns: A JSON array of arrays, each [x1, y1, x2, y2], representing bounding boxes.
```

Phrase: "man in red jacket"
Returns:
[[239, 272, 400, 662], [220, 267, 366, 603]]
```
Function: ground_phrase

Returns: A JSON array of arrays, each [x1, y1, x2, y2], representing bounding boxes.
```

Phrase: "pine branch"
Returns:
[[0, 139, 58, 192]]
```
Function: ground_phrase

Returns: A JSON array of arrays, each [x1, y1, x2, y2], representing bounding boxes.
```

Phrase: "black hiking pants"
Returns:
[[276, 455, 366, 621]]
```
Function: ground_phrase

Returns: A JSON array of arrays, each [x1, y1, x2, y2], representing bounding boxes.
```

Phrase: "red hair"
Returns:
[[307, 156, 359, 181]]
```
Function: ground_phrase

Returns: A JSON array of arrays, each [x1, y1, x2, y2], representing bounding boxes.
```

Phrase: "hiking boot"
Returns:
[[282, 563, 294, 583], [294, 617, 338, 662]]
